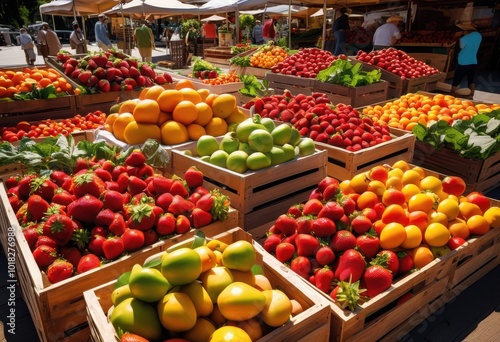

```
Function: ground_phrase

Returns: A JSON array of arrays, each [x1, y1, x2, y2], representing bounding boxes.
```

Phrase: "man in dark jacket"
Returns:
[[333, 7, 351, 55]]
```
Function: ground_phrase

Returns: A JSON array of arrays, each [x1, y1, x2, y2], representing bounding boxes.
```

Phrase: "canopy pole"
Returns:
[[288, 0, 292, 49], [321, 1, 327, 50], [52, 15, 56, 30], [72, 0, 77, 23]]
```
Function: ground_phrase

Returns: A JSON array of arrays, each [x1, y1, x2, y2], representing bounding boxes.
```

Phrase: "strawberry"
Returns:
[[311, 217, 336, 237], [23, 226, 41, 250], [88, 235, 106, 257], [290, 255, 311, 279], [27, 194, 50, 222], [128, 176, 148, 196], [91, 226, 108, 238], [184, 166, 204, 188], [94, 67, 106, 79], [397, 251, 414, 276], [330, 280, 366, 311], [92, 55, 108, 68], [190, 207, 213, 228], [103, 190, 125, 212], [67, 195, 104, 224], [152, 176, 173, 194], [323, 183, 340, 201], [143, 229, 158, 246], [374, 250, 399, 275], [363, 265, 393, 298], [78, 70, 92, 84], [32, 245, 58, 267], [71, 228, 90, 250], [156, 213, 176, 236], [302, 198, 323, 216], [308, 188, 323, 201], [286, 204, 303, 219], [273, 214, 298, 236], [77, 253, 101, 274], [51, 188, 75, 207], [318, 176, 339, 194], [122, 228, 145, 251], [169, 179, 189, 198], [94, 208, 116, 227], [47, 259, 74, 284], [296, 215, 313, 234], [50, 171, 72, 187], [125, 150, 146, 167], [155, 192, 174, 212], [8, 193, 22, 213], [275, 242, 296, 263], [330, 230, 356, 253], [42, 214, 76, 246], [334, 249, 366, 282], [195, 189, 230, 221], [315, 245, 335, 266], [315, 266, 334, 293], [127, 204, 156, 231], [129, 66, 141, 78], [60, 247, 82, 268], [30, 177, 58, 202], [71, 172, 106, 198], [263, 233, 282, 254], [140, 64, 155, 78], [109, 213, 127, 236], [175, 214, 191, 234], [102, 236, 125, 260], [35, 235, 58, 249], [295, 234, 320, 257], [350, 214, 373, 235], [168, 195, 195, 216], [338, 195, 356, 216], [355, 231, 380, 259], [120, 333, 150, 342], [317, 201, 344, 222], [94, 168, 112, 182]]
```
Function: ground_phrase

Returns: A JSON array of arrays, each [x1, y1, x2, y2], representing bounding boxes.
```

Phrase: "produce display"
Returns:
[[355, 47, 441, 79], [397, 31, 458, 45], [4, 140, 231, 284], [250, 43, 289, 69], [315, 59, 382, 87], [251, 91, 392, 151], [361, 93, 500, 131], [108, 236, 303, 341], [270, 47, 338, 78], [413, 109, 500, 160], [230, 41, 254, 54], [191, 114, 315, 173], [346, 27, 374, 45], [0, 111, 106, 142], [104, 85, 247, 146], [0, 66, 78, 100], [262, 160, 499, 309], [54, 50, 174, 93]]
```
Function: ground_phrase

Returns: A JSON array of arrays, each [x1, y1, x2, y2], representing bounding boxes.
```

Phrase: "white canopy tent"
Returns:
[[103, 0, 201, 18], [201, 15, 227, 22], [39, 0, 119, 18]]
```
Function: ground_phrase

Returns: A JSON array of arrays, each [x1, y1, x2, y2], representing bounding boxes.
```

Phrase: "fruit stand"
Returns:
[[0, 32, 500, 342]]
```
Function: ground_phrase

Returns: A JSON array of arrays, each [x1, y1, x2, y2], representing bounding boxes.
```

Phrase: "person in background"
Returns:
[[36, 22, 62, 59], [70, 23, 87, 54], [372, 16, 404, 50], [451, 21, 482, 99], [95, 13, 112, 51], [19, 28, 36, 65], [252, 19, 264, 44], [262, 18, 277, 43], [333, 7, 351, 56], [134, 20, 155, 62], [202, 20, 217, 39]]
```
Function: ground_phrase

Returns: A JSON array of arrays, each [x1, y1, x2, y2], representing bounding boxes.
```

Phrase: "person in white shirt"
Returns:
[[372, 16, 404, 50]]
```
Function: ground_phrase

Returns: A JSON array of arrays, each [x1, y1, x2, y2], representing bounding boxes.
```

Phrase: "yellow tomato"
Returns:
[[401, 224, 423, 249], [380, 222, 407, 249], [210, 326, 252, 342], [412, 245, 435, 269], [424, 222, 451, 247], [437, 198, 460, 221]]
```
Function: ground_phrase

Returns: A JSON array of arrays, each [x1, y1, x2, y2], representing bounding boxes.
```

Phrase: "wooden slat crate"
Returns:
[[203, 46, 235, 65], [314, 129, 415, 181], [313, 80, 389, 107], [229, 65, 269, 79], [412, 141, 500, 194], [84, 227, 331, 342], [265, 72, 315, 97], [4, 174, 238, 342], [73, 89, 143, 115]]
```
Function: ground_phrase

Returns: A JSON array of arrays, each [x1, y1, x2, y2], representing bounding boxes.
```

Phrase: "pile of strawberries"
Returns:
[[6, 151, 229, 284]]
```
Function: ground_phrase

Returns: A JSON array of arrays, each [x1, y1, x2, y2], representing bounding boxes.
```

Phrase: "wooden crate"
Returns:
[[313, 80, 389, 107], [229, 65, 269, 79], [171, 142, 326, 213], [203, 46, 235, 65], [406, 52, 449, 73], [6, 175, 237, 342], [84, 227, 331, 342], [314, 129, 415, 181], [74, 89, 143, 115], [265, 72, 315, 97], [412, 141, 500, 194]]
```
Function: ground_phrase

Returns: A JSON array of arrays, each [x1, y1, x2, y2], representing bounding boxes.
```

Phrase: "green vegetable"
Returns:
[[192, 57, 217, 72], [229, 56, 251, 67], [238, 74, 267, 97], [316, 59, 381, 87], [13, 84, 65, 100]]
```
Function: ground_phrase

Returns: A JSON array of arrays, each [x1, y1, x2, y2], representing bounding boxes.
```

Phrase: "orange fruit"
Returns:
[[0, 86, 7, 97], [172, 100, 198, 125], [157, 111, 172, 126], [175, 79, 195, 90], [142, 85, 166, 101], [123, 121, 161, 145], [211, 94, 237, 118], [197, 88, 211, 101], [466, 215, 490, 235], [39, 78, 52, 88], [187, 123, 206, 140], [180, 87, 203, 104], [113, 113, 135, 141], [157, 89, 183, 112], [118, 99, 140, 114], [160, 120, 189, 145], [226, 107, 247, 124], [194, 102, 213, 126], [105, 113, 119, 132], [205, 93, 218, 107], [204, 117, 228, 136], [133, 99, 160, 124]]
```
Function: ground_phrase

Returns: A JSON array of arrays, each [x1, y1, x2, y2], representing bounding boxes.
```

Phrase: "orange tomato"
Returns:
[[380, 222, 407, 249]]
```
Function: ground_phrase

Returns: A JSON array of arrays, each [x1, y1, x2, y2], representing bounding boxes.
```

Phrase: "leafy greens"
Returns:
[[316, 59, 382, 87]]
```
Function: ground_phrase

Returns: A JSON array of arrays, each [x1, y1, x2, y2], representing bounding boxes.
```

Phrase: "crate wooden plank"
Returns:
[[314, 129, 415, 180], [171, 142, 327, 214], [265, 72, 316, 88], [313, 80, 389, 107], [84, 227, 331, 342], [229, 65, 269, 79]]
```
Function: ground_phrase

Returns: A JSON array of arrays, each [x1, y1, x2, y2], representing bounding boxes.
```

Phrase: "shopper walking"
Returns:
[[19, 28, 36, 65], [70, 23, 87, 54], [134, 20, 155, 62], [95, 13, 112, 51], [262, 18, 277, 43], [252, 20, 264, 44], [36, 22, 62, 60], [333, 7, 351, 56], [451, 21, 482, 99], [372, 16, 404, 50]]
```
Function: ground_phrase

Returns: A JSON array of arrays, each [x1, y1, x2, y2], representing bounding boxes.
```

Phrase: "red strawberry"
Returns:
[[71, 228, 90, 250], [363, 265, 393, 298], [290, 255, 312, 279], [374, 250, 399, 276], [128, 176, 148, 196], [317, 201, 344, 221], [32, 245, 57, 267], [94, 168, 112, 182], [351, 214, 373, 235], [103, 190, 125, 212], [286, 204, 303, 219], [295, 234, 320, 257], [155, 192, 174, 212], [23, 226, 41, 250], [91, 226, 108, 238], [296, 216, 313, 234], [125, 150, 146, 167], [334, 249, 366, 282], [397, 251, 414, 276], [109, 213, 127, 236], [42, 214, 77, 246], [338, 195, 356, 216], [121, 333, 150, 342], [152, 176, 173, 194], [308, 188, 323, 201], [175, 214, 191, 234], [122, 228, 145, 251], [143, 229, 158, 246], [8, 193, 22, 213], [71, 172, 106, 198], [27, 194, 50, 222], [315, 266, 334, 293], [275, 242, 296, 263], [88, 235, 106, 257], [273, 214, 298, 236], [51, 189, 75, 207], [50, 170, 72, 187], [168, 195, 195, 216], [330, 230, 356, 253], [94, 208, 116, 227], [60, 247, 82, 267], [329, 280, 366, 311], [190, 207, 213, 228], [156, 213, 176, 236], [98, 79, 110, 92], [169, 179, 189, 198], [315, 245, 335, 266], [355, 232, 380, 259], [302, 198, 323, 216], [311, 217, 336, 237], [263, 233, 282, 254], [318, 176, 339, 194], [47, 259, 74, 284], [31, 177, 59, 202], [35, 235, 58, 249], [77, 254, 101, 274], [102, 236, 125, 260], [127, 204, 156, 231], [184, 166, 204, 188], [78, 70, 92, 84], [67, 195, 104, 224], [323, 183, 340, 201]]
